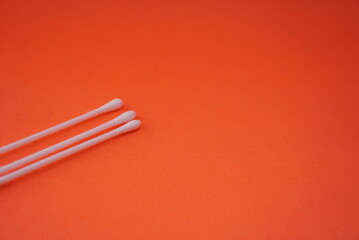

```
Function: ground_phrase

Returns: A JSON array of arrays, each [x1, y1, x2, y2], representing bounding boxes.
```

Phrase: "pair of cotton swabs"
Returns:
[[0, 99, 141, 185]]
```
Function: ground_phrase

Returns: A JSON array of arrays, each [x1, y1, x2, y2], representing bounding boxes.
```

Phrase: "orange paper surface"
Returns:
[[0, 0, 358, 239]]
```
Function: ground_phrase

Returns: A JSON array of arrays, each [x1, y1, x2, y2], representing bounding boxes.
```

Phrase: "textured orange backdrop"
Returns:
[[0, 0, 358, 239]]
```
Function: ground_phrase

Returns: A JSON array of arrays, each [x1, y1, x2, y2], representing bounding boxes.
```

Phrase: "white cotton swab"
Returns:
[[0, 120, 141, 186], [0, 99, 123, 155], [0, 111, 136, 176]]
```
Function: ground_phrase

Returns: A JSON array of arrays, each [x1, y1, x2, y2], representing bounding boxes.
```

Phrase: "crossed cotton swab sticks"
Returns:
[[0, 99, 141, 186]]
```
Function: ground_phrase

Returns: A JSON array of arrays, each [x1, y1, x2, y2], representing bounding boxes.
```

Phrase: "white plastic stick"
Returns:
[[0, 111, 136, 175], [0, 120, 141, 186], [0, 99, 123, 155]]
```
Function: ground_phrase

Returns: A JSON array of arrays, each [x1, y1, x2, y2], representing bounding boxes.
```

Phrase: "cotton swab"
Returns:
[[0, 111, 136, 175], [0, 98, 123, 155], [0, 120, 141, 186]]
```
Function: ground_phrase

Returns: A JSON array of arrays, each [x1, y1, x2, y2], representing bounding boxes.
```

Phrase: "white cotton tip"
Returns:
[[115, 120, 141, 134], [98, 98, 123, 113], [110, 110, 136, 125]]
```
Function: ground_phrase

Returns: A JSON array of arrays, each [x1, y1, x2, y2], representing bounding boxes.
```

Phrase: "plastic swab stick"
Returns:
[[0, 120, 141, 186], [0, 99, 123, 155], [0, 111, 136, 175]]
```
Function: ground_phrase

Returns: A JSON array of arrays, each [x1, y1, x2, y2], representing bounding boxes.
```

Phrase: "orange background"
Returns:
[[0, 0, 358, 239]]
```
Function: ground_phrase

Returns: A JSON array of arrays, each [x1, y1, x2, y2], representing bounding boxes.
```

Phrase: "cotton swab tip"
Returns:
[[98, 98, 123, 112], [127, 119, 141, 130], [111, 110, 136, 125], [115, 120, 141, 134]]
